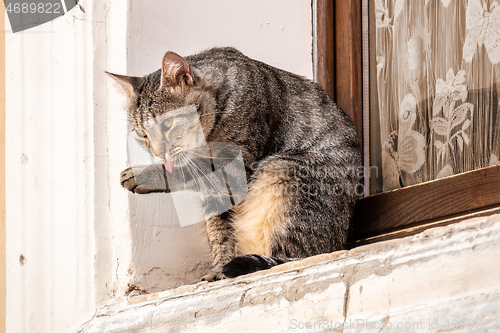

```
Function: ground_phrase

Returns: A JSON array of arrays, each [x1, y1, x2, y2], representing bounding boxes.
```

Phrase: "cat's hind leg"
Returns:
[[227, 156, 357, 277], [231, 163, 292, 257]]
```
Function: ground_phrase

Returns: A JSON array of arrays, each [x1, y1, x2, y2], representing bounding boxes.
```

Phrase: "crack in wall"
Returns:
[[342, 281, 351, 329]]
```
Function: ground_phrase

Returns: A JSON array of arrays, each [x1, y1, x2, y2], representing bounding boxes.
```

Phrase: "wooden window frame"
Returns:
[[316, 0, 500, 247]]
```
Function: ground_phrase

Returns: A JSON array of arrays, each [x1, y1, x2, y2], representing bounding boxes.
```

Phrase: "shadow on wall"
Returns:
[[127, 193, 212, 293]]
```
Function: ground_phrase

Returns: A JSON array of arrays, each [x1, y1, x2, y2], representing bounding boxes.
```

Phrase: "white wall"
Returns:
[[126, 0, 313, 78], [81, 214, 500, 333], [5, 0, 313, 331], [5, 2, 97, 332]]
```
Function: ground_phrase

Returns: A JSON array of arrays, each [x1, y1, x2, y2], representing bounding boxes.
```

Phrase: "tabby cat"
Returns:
[[108, 47, 362, 281]]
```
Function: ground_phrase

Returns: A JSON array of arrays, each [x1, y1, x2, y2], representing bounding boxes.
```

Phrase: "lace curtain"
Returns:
[[370, 0, 500, 194]]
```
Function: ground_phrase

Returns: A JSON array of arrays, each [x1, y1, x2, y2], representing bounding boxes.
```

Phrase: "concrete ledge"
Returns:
[[79, 214, 500, 332]]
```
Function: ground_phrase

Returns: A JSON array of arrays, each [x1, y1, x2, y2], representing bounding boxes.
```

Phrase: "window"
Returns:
[[316, 0, 500, 246]]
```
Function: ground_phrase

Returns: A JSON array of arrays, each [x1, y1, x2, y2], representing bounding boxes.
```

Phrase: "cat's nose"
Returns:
[[153, 153, 165, 161], [150, 146, 166, 161], [163, 151, 175, 162]]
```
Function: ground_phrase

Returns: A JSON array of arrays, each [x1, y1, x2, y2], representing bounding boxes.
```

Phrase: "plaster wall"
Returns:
[[81, 214, 500, 333], [5, 1, 314, 331]]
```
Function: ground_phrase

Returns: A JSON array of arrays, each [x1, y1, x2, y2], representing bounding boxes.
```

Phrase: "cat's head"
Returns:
[[107, 52, 216, 171]]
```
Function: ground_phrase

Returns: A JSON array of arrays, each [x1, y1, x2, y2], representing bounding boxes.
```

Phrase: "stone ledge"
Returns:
[[79, 214, 500, 332]]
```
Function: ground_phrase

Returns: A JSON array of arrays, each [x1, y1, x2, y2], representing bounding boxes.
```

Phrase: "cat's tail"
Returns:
[[222, 255, 300, 278]]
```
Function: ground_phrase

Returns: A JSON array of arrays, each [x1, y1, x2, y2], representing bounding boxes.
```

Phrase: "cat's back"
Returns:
[[185, 47, 309, 92], [186, 47, 260, 70], [186, 47, 359, 158]]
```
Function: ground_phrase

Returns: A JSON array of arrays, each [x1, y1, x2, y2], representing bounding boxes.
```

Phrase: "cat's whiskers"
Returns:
[[183, 155, 221, 195], [185, 149, 235, 160], [178, 156, 187, 192], [181, 155, 209, 193], [183, 156, 219, 194]]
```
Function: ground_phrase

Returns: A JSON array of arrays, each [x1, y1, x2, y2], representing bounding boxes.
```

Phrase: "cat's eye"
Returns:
[[162, 118, 173, 131], [134, 129, 150, 146], [134, 128, 149, 146], [134, 128, 147, 138]]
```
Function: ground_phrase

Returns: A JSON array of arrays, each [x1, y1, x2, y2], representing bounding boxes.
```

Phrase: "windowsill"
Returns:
[[79, 213, 500, 332]]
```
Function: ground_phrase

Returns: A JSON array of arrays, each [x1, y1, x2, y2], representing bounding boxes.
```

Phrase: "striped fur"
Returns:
[[109, 47, 362, 281]]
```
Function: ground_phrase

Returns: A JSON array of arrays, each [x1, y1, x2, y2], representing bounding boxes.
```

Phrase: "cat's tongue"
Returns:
[[164, 161, 174, 173]]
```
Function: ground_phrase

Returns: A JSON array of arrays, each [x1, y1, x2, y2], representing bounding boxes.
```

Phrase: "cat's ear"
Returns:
[[160, 51, 194, 94], [105, 72, 141, 98]]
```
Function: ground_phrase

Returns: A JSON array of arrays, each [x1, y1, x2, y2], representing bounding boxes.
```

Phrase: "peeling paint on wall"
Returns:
[[81, 214, 500, 333]]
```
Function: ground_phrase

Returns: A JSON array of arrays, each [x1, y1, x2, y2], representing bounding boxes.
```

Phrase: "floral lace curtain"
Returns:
[[370, 0, 500, 194]]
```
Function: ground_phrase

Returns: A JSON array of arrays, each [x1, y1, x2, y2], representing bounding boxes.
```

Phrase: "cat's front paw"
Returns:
[[120, 164, 169, 194]]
